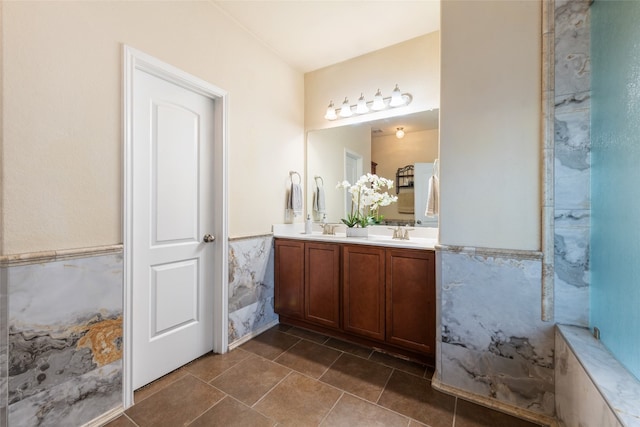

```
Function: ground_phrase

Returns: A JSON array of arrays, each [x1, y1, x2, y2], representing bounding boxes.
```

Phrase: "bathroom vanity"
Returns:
[[273, 224, 437, 365]]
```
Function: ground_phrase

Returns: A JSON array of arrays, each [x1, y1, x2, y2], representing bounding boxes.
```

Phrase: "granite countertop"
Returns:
[[272, 223, 438, 250]]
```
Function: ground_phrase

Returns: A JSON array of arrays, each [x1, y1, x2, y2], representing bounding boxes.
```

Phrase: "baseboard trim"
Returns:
[[81, 405, 124, 427], [228, 319, 279, 350], [431, 372, 558, 427]]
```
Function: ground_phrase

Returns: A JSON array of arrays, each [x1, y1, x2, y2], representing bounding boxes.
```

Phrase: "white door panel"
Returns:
[[132, 69, 215, 389], [153, 102, 200, 244]]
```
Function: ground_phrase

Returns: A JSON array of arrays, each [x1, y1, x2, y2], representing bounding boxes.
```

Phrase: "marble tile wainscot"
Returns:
[[555, 325, 640, 427], [0, 246, 124, 427], [433, 245, 557, 427], [1, 267, 8, 427], [553, 0, 592, 328], [227, 234, 278, 348]]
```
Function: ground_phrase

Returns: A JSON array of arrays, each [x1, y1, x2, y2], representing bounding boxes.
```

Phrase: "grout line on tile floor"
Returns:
[[375, 367, 396, 405], [317, 391, 345, 426], [249, 369, 294, 410], [451, 396, 458, 427]]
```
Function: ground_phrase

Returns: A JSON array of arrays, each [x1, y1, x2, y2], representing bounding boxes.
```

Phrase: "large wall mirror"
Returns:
[[306, 109, 439, 227]]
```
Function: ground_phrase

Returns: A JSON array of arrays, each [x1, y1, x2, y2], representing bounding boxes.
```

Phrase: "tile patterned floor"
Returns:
[[106, 324, 547, 427]]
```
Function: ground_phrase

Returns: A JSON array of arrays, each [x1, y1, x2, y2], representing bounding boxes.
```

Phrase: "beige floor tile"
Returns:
[[454, 399, 543, 427], [254, 372, 342, 426], [210, 354, 291, 405], [369, 351, 427, 377], [134, 367, 188, 403], [189, 396, 275, 427], [377, 370, 455, 427], [324, 337, 373, 359], [285, 326, 330, 344], [240, 328, 301, 360], [275, 339, 341, 378], [320, 353, 392, 402], [320, 393, 409, 427], [103, 415, 137, 427], [125, 374, 225, 427], [183, 348, 251, 382]]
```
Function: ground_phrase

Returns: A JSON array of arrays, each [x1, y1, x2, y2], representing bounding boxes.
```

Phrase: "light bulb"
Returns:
[[339, 97, 353, 118], [371, 89, 385, 111], [324, 101, 337, 120], [396, 127, 405, 139], [356, 93, 368, 114], [389, 84, 404, 107]]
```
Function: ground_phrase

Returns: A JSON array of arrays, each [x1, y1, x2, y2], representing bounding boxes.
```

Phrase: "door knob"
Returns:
[[203, 234, 215, 243]]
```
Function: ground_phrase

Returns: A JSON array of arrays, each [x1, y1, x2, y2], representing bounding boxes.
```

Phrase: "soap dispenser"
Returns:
[[305, 214, 312, 234]]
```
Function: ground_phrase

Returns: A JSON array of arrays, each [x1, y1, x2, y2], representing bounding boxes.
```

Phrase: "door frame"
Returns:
[[122, 45, 229, 407]]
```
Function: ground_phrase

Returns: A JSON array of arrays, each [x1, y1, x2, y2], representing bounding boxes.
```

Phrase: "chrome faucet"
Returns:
[[390, 225, 413, 240], [322, 223, 337, 235], [402, 226, 413, 240]]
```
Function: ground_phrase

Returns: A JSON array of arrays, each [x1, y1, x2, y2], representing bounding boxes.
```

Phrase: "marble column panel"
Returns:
[[7, 253, 123, 427], [554, 96, 590, 211], [554, 211, 589, 326], [1, 268, 7, 427], [439, 250, 555, 416], [554, 0, 591, 98], [554, 0, 591, 331], [228, 236, 277, 344]]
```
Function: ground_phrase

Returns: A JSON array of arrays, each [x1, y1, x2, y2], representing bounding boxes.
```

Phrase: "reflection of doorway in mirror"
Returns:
[[344, 150, 363, 218]]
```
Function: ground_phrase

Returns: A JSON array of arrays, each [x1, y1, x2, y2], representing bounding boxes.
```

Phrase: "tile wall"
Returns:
[[553, 0, 591, 327], [435, 247, 555, 421], [4, 252, 123, 427], [0, 234, 277, 427], [227, 236, 278, 345]]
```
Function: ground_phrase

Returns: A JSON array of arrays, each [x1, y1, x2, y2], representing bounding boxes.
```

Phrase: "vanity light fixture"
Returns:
[[371, 89, 386, 111], [324, 85, 412, 121], [356, 93, 369, 114], [396, 127, 405, 139], [339, 97, 353, 118], [324, 100, 337, 120], [389, 84, 405, 107]]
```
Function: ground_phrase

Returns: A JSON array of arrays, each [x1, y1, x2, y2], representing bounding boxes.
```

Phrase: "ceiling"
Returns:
[[212, 0, 441, 74], [367, 109, 439, 137]]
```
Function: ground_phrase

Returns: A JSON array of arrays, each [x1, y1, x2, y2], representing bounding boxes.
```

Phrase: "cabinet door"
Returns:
[[385, 248, 435, 355], [274, 239, 305, 319], [305, 242, 340, 329], [342, 244, 386, 340]]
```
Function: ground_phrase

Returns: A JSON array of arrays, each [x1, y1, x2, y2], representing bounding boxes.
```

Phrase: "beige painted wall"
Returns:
[[373, 129, 439, 221], [0, 0, 4, 254], [306, 125, 371, 223], [305, 32, 440, 132], [440, 0, 541, 251], [1, 1, 304, 254]]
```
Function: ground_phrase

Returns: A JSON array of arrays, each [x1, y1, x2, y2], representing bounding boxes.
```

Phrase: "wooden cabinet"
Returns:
[[274, 239, 305, 319], [274, 238, 436, 363], [275, 239, 340, 329], [342, 245, 386, 340], [305, 242, 340, 329], [385, 249, 435, 354]]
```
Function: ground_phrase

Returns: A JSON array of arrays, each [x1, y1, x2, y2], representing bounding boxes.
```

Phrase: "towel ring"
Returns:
[[314, 176, 324, 187], [289, 171, 301, 185]]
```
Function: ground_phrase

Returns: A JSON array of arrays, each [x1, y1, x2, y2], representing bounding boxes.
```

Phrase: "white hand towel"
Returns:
[[425, 175, 439, 217], [314, 186, 326, 214], [288, 182, 303, 217]]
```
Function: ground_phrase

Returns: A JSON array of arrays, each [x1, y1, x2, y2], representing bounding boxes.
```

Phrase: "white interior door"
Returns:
[[131, 68, 216, 390]]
